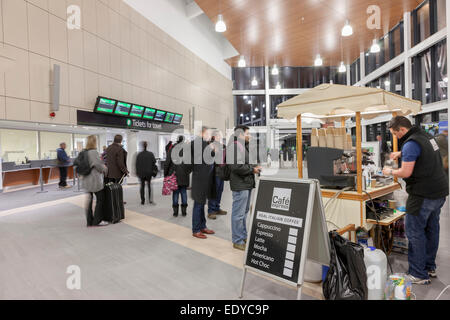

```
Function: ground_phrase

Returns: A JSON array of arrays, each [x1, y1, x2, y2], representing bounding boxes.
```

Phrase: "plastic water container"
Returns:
[[304, 260, 323, 283], [364, 247, 388, 300]]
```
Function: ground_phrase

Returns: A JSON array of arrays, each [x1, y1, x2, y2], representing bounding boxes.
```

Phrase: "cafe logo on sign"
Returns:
[[271, 188, 292, 211]]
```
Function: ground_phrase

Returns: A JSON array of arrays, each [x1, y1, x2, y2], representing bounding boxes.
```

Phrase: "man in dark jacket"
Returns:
[[105, 135, 129, 184], [383, 116, 449, 284], [165, 136, 191, 217], [229, 126, 261, 251], [135, 141, 157, 205], [190, 127, 216, 239], [57, 142, 71, 189]]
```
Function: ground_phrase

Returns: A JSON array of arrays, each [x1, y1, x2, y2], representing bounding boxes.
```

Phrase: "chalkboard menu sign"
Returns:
[[240, 178, 330, 299], [245, 180, 310, 284]]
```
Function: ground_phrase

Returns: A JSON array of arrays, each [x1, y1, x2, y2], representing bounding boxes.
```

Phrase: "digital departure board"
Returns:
[[130, 105, 145, 118], [95, 97, 117, 114], [114, 102, 132, 116], [173, 114, 183, 124], [154, 110, 167, 122], [143, 107, 156, 120], [164, 112, 175, 123]]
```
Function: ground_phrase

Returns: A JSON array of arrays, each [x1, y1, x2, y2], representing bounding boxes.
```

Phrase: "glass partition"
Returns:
[[40, 132, 73, 160], [0, 129, 39, 163]]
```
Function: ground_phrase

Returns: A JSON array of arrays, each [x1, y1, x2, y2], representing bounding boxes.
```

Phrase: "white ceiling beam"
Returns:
[[186, 1, 203, 20]]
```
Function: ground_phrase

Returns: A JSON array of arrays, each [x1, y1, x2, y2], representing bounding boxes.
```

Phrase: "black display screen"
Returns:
[[173, 114, 183, 124], [154, 110, 167, 122], [143, 107, 156, 120], [130, 105, 145, 118], [164, 112, 175, 123], [95, 97, 117, 114], [114, 102, 132, 116]]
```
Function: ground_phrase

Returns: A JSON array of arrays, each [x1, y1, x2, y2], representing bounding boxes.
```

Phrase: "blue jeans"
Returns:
[[231, 190, 252, 245], [173, 187, 187, 206], [192, 202, 207, 233], [208, 176, 224, 213], [406, 197, 446, 279]]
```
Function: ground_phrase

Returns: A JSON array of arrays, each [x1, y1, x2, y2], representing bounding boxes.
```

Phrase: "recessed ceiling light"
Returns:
[[339, 62, 346, 73], [341, 20, 353, 37], [370, 39, 381, 53], [215, 14, 226, 33], [314, 55, 323, 67]]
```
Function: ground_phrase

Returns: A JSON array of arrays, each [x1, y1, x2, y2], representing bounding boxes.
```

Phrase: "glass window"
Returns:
[[269, 67, 300, 89], [391, 22, 404, 58], [40, 132, 73, 160], [436, 0, 446, 31], [232, 67, 265, 90], [74, 134, 94, 154], [350, 58, 360, 85], [270, 95, 295, 119], [330, 67, 347, 85], [0, 129, 39, 163], [414, 1, 431, 45], [392, 65, 405, 96], [299, 67, 315, 88], [235, 95, 266, 126], [436, 40, 447, 101]]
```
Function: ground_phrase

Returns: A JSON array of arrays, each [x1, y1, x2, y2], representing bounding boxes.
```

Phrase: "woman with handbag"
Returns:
[[164, 136, 190, 217]]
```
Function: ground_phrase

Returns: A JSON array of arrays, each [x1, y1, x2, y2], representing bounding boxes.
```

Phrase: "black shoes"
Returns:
[[181, 204, 188, 217], [173, 205, 179, 217]]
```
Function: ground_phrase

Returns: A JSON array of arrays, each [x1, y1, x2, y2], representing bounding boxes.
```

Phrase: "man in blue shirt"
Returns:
[[57, 142, 71, 189], [383, 116, 448, 285]]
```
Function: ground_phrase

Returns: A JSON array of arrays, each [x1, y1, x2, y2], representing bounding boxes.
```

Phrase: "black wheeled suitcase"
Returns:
[[103, 179, 125, 224]]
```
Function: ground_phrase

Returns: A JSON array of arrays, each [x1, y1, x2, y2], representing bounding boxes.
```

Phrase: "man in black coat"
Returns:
[[190, 127, 216, 239], [135, 141, 157, 205]]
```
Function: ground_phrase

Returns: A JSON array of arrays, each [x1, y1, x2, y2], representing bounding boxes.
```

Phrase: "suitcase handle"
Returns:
[[118, 174, 127, 185]]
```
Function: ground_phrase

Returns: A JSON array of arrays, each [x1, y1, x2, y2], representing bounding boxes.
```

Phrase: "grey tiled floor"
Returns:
[[0, 171, 449, 300]]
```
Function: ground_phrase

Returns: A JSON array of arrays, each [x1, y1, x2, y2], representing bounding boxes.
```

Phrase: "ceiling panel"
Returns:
[[194, 0, 424, 67]]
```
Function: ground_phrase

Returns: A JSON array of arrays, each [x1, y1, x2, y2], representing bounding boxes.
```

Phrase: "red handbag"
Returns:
[[162, 173, 178, 196]]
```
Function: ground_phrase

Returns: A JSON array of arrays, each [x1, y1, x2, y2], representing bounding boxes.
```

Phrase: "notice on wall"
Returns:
[[245, 180, 312, 284]]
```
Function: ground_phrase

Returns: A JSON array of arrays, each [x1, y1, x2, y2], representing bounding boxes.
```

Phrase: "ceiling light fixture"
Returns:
[[444, 77, 448, 83], [240, 113, 244, 117], [276, 82, 281, 90], [341, 20, 353, 37], [384, 80, 391, 87], [339, 62, 347, 73], [370, 39, 381, 53], [272, 64, 279, 75], [215, 14, 227, 33], [255, 107, 259, 112], [238, 55, 246, 68], [314, 54, 323, 67], [251, 77, 258, 86]]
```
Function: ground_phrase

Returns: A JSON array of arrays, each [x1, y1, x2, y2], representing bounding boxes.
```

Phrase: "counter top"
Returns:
[[321, 183, 401, 201]]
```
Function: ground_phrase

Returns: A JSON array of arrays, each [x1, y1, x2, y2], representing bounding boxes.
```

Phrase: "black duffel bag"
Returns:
[[323, 231, 368, 300]]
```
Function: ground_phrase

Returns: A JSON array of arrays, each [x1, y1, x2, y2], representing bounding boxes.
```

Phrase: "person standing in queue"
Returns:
[[383, 116, 449, 284], [165, 136, 191, 217], [190, 127, 216, 239], [207, 130, 228, 220], [229, 126, 261, 251], [81, 135, 109, 227], [57, 142, 72, 189], [135, 141, 157, 205], [105, 135, 129, 184]]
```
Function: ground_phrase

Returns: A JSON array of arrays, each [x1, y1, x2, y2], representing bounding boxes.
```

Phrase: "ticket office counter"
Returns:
[[1, 160, 75, 188]]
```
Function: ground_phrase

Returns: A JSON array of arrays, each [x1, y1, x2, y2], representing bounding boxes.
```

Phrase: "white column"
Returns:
[[347, 64, 351, 86], [126, 131, 139, 185], [0, 157, 3, 193], [265, 66, 272, 151], [404, 11, 413, 98], [360, 52, 366, 85]]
